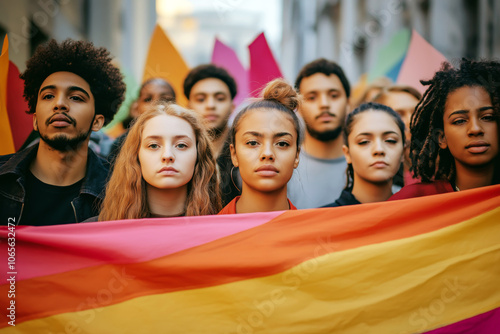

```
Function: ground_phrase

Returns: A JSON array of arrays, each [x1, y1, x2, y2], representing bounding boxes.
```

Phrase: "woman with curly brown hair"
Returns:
[[391, 58, 500, 200], [99, 102, 222, 220]]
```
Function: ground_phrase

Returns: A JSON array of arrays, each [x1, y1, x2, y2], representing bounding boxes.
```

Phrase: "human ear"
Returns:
[[293, 148, 300, 169], [342, 145, 352, 164], [230, 144, 238, 167], [437, 129, 448, 150], [33, 114, 38, 131], [92, 114, 105, 132]]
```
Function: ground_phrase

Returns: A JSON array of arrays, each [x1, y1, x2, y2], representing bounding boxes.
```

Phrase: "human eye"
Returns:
[[330, 92, 339, 99], [70, 95, 84, 102], [42, 93, 54, 100], [385, 138, 398, 144], [176, 142, 189, 149], [357, 140, 369, 146], [481, 113, 496, 122], [276, 141, 290, 147], [451, 118, 466, 125], [246, 140, 259, 147], [305, 95, 315, 102], [143, 97, 152, 103], [147, 143, 160, 150]]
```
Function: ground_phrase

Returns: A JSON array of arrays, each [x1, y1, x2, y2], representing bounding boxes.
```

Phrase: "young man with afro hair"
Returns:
[[0, 39, 126, 225]]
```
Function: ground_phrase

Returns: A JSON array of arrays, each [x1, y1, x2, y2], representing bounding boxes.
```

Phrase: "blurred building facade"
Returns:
[[0, 0, 156, 82], [281, 0, 500, 84]]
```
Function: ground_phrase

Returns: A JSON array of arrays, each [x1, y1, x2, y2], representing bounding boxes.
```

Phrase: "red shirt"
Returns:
[[218, 196, 297, 215], [389, 180, 455, 200]]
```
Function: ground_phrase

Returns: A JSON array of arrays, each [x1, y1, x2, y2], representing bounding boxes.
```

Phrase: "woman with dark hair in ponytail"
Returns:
[[324, 102, 405, 207], [218, 79, 303, 214]]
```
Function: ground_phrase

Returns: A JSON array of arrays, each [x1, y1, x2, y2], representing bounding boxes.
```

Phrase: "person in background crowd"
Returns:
[[219, 79, 302, 214], [391, 58, 499, 200], [374, 84, 421, 185], [0, 39, 125, 225], [107, 77, 176, 164], [99, 102, 221, 220], [323, 103, 405, 207], [286, 58, 350, 209], [183, 64, 240, 206]]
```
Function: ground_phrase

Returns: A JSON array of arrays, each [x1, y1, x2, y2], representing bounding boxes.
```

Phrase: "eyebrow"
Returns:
[[39, 85, 90, 98], [143, 135, 193, 141], [448, 106, 494, 118], [355, 131, 400, 137], [304, 88, 341, 95], [243, 131, 293, 138]]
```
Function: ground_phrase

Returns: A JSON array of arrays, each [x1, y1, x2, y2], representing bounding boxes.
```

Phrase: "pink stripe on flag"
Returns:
[[211, 38, 249, 107], [0, 212, 282, 281], [425, 307, 500, 333], [248, 32, 283, 97]]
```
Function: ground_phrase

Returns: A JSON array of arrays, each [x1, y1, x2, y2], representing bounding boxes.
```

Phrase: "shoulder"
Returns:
[[389, 180, 454, 200], [218, 196, 239, 215]]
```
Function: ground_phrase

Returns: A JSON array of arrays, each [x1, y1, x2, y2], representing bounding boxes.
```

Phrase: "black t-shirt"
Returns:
[[21, 171, 84, 226]]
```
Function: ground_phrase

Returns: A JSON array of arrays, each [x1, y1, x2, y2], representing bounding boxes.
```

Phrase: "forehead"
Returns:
[[299, 73, 344, 94], [444, 86, 492, 113], [142, 114, 196, 139], [350, 111, 402, 136], [140, 82, 174, 96], [382, 91, 419, 108], [39, 71, 91, 93], [190, 78, 230, 96], [237, 109, 297, 135]]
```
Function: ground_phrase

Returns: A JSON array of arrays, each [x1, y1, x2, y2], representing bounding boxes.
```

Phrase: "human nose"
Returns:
[[373, 138, 385, 156], [467, 116, 484, 136], [260, 142, 275, 161], [206, 96, 216, 109], [54, 94, 68, 112], [161, 146, 175, 162], [319, 93, 329, 109]]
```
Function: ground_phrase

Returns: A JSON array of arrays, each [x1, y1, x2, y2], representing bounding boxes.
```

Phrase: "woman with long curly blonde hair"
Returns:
[[99, 102, 222, 220]]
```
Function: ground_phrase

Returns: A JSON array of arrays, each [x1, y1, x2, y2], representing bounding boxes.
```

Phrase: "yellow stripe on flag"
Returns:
[[0, 35, 16, 155], [9, 207, 500, 333], [142, 24, 189, 107]]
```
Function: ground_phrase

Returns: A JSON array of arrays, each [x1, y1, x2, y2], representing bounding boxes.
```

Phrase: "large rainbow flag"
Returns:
[[1, 185, 499, 333]]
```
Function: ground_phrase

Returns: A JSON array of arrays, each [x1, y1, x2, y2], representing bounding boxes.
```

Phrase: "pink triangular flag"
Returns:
[[7, 61, 31, 151], [397, 29, 448, 95], [248, 32, 283, 97], [211, 38, 249, 107]]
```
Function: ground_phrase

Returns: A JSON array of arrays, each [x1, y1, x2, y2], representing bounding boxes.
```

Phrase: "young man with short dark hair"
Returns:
[[287, 58, 351, 208]]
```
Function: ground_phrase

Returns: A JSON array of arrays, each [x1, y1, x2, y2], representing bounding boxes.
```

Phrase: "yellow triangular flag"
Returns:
[[142, 24, 190, 106], [0, 35, 16, 155]]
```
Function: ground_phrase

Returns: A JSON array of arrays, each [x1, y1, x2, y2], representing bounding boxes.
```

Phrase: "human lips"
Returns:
[[255, 164, 279, 176], [204, 114, 219, 122], [48, 114, 74, 127], [316, 112, 336, 122], [158, 166, 179, 175], [466, 141, 490, 154], [370, 161, 389, 168]]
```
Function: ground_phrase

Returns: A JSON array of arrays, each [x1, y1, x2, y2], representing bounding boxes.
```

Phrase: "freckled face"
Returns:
[[230, 109, 300, 193], [139, 115, 197, 190]]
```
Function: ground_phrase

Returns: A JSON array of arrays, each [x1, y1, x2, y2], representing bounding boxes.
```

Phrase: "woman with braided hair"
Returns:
[[391, 58, 500, 200]]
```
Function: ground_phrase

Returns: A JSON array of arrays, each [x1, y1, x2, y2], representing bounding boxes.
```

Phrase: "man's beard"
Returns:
[[208, 124, 227, 140], [306, 124, 343, 142], [39, 131, 91, 152]]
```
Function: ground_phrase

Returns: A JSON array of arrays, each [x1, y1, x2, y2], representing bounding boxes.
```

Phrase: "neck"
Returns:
[[351, 177, 393, 204], [30, 139, 89, 186], [146, 184, 187, 217], [303, 132, 344, 159], [211, 127, 228, 158], [236, 185, 290, 213], [454, 163, 495, 191]]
